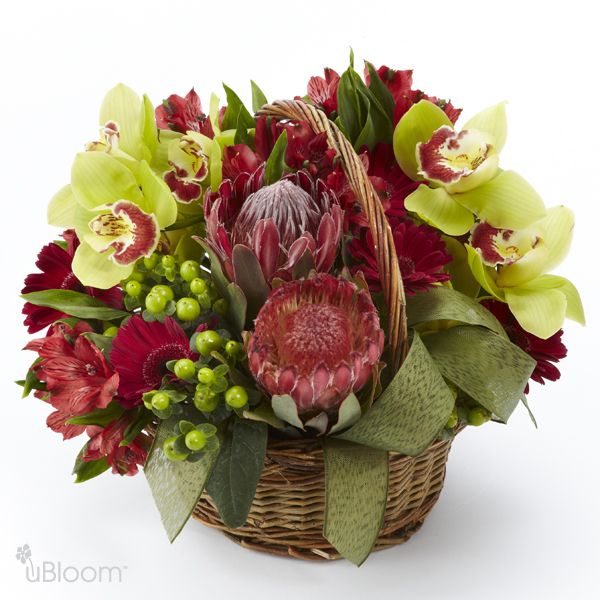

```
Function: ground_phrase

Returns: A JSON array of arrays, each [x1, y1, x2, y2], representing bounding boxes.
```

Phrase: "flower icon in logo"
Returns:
[[16, 544, 31, 564]]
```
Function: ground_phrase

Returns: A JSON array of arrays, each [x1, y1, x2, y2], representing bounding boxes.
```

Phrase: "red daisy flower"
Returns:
[[481, 300, 568, 393], [155, 88, 214, 137], [83, 415, 150, 476], [348, 218, 452, 295], [22, 230, 123, 334], [110, 316, 197, 407]]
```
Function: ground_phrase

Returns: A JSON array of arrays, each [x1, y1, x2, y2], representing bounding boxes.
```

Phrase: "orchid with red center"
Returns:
[[22, 230, 122, 334], [481, 300, 567, 393], [84, 414, 150, 476], [203, 167, 343, 285], [25, 321, 120, 437], [110, 316, 197, 407], [349, 218, 452, 295], [163, 133, 210, 203], [155, 88, 214, 137], [248, 274, 383, 415]]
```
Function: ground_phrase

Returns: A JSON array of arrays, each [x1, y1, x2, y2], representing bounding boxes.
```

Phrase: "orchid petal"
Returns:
[[465, 244, 505, 300], [496, 244, 550, 287], [137, 160, 177, 228], [405, 184, 474, 235], [72, 241, 132, 289], [525, 274, 585, 325], [47, 185, 76, 227], [393, 100, 453, 180], [463, 102, 508, 152], [151, 129, 181, 173], [454, 170, 547, 229], [141, 94, 158, 158]]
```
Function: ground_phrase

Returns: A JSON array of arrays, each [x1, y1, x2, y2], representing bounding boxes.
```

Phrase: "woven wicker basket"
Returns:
[[191, 99, 455, 560]]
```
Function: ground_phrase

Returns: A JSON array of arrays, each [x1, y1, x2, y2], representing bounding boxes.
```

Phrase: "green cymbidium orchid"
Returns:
[[393, 100, 545, 236], [466, 206, 584, 338]]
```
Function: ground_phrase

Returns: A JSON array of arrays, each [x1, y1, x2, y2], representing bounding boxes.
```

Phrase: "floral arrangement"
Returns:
[[19, 53, 584, 564]]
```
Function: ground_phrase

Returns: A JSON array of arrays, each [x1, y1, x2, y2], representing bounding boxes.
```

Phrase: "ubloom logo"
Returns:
[[16, 544, 126, 584]]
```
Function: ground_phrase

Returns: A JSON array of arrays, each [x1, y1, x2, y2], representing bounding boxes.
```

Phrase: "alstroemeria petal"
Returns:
[[462, 102, 508, 153], [47, 185, 76, 227], [465, 244, 505, 300], [405, 184, 474, 235], [393, 100, 452, 180], [71, 152, 142, 209], [454, 171, 546, 229], [72, 241, 133, 289], [137, 160, 177, 228], [526, 274, 585, 325], [504, 286, 567, 339]]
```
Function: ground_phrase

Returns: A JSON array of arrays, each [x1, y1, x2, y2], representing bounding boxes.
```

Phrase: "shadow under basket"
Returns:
[[192, 435, 456, 561]]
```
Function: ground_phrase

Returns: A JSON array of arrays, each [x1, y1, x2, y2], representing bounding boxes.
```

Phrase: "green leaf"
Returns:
[[221, 83, 255, 132], [393, 100, 453, 180], [67, 401, 124, 426], [271, 395, 305, 429], [337, 67, 366, 144], [205, 419, 268, 528], [264, 130, 288, 185], [443, 236, 481, 298], [423, 326, 536, 422], [364, 62, 395, 122], [521, 394, 538, 429], [21, 290, 130, 321], [305, 413, 329, 434], [144, 410, 220, 542], [233, 111, 252, 146], [250, 80, 268, 113], [242, 402, 285, 429], [232, 245, 270, 323], [82, 332, 114, 356], [406, 287, 506, 337], [73, 442, 110, 483], [120, 408, 154, 446], [20, 358, 44, 398], [329, 393, 362, 434], [323, 439, 388, 566], [337, 332, 454, 455]]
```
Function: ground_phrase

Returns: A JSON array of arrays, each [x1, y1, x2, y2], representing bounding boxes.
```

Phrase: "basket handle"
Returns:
[[257, 99, 408, 373]]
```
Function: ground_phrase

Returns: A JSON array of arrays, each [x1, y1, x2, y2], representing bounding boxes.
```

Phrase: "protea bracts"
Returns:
[[203, 167, 343, 286], [247, 274, 384, 416]]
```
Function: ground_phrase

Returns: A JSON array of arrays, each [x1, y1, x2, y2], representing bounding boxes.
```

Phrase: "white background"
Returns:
[[1, 1, 599, 598]]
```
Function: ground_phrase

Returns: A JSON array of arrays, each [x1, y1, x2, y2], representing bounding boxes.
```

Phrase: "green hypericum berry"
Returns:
[[174, 358, 196, 380], [197, 291, 212, 309], [143, 254, 160, 270], [151, 284, 174, 302], [161, 255, 176, 269], [176, 297, 201, 321], [151, 391, 171, 411], [225, 386, 248, 409], [446, 408, 458, 429], [180, 260, 201, 282], [197, 367, 215, 384], [194, 388, 219, 412], [195, 330, 223, 356], [125, 280, 142, 297], [163, 436, 188, 461], [190, 277, 207, 295], [103, 326, 119, 338], [212, 298, 228, 317], [145, 292, 167, 314], [467, 407, 490, 426], [185, 430, 206, 451], [225, 340, 243, 359], [130, 270, 145, 283]]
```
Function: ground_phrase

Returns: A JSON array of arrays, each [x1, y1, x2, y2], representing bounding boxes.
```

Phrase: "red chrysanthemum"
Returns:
[[348, 218, 452, 295], [83, 414, 150, 476], [248, 274, 383, 414], [110, 316, 197, 407], [155, 88, 214, 137], [22, 230, 123, 334], [481, 300, 568, 393]]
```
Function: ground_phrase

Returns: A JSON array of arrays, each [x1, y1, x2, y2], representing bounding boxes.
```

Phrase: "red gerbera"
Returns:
[[110, 316, 197, 407], [348, 218, 452, 295], [83, 414, 150, 476], [481, 300, 568, 393], [155, 88, 214, 137], [22, 230, 123, 334]]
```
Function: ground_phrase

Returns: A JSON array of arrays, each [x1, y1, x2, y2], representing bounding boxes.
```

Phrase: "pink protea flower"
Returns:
[[203, 167, 343, 284], [248, 274, 384, 415]]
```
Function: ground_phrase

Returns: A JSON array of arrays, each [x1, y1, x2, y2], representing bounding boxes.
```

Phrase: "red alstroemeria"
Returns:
[[83, 415, 150, 476], [110, 316, 197, 407], [481, 300, 568, 393], [349, 218, 452, 295], [155, 88, 214, 137], [307, 68, 340, 116], [22, 230, 123, 334]]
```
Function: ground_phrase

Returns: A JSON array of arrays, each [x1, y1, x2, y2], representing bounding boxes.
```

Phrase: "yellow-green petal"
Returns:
[[393, 100, 452, 181], [465, 244, 505, 300], [454, 170, 546, 229], [443, 236, 481, 297], [537, 206, 574, 270], [141, 94, 157, 158], [137, 160, 177, 228], [526, 274, 585, 325], [405, 184, 474, 235], [48, 185, 76, 227], [72, 241, 132, 289], [463, 102, 508, 153]]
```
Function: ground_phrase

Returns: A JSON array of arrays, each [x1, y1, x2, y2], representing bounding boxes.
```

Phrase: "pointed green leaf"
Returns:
[[67, 401, 124, 426], [323, 439, 388, 566], [232, 245, 270, 323], [272, 395, 304, 429], [365, 62, 395, 122], [329, 393, 362, 434], [393, 100, 452, 180], [73, 442, 110, 483], [221, 84, 255, 132], [443, 236, 481, 298], [206, 419, 267, 528], [405, 184, 474, 235], [337, 67, 367, 144], [264, 130, 288, 184], [463, 102, 508, 152], [423, 326, 536, 422], [305, 413, 329, 434], [338, 332, 454, 454], [243, 402, 285, 429], [82, 332, 114, 356], [250, 80, 268, 113], [48, 185, 76, 227]]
